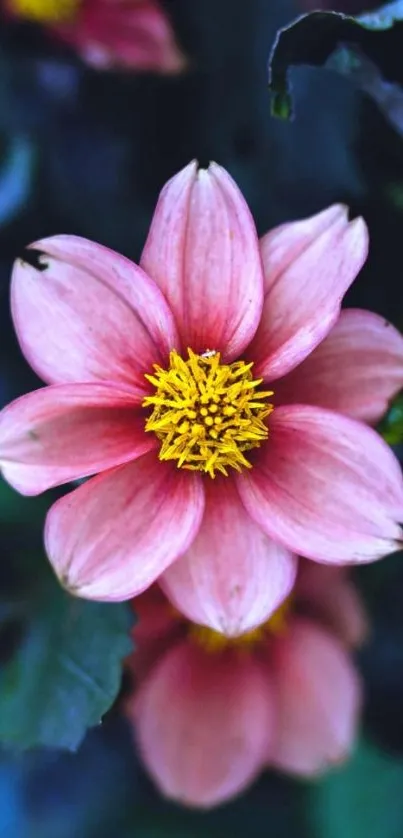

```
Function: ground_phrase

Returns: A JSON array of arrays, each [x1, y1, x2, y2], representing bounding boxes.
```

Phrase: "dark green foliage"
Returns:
[[0, 575, 133, 751], [269, 2, 403, 119], [0, 483, 133, 751], [310, 740, 403, 838]]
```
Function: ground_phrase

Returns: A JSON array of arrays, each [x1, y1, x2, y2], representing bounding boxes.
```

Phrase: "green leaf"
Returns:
[[359, 1, 403, 30], [0, 478, 49, 528], [0, 135, 35, 227], [0, 575, 133, 751], [115, 774, 308, 838], [309, 738, 403, 838], [268, 2, 403, 119], [378, 392, 403, 445]]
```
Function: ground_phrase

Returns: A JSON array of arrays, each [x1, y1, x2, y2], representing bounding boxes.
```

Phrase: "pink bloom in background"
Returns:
[[125, 563, 366, 808], [5, 0, 185, 73], [0, 161, 403, 633]]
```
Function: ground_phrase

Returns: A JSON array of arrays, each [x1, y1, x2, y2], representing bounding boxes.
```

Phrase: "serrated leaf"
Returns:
[[268, 2, 403, 119], [309, 738, 403, 838], [0, 576, 133, 751]]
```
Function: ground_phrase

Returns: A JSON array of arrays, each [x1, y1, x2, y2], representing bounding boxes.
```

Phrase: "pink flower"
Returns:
[[4, 0, 185, 73], [125, 564, 365, 808], [1, 161, 403, 634]]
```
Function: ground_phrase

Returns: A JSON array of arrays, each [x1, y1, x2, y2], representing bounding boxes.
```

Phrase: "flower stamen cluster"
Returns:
[[8, 0, 79, 22], [189, 596, 292, 653], [143, 349, 273, 478]]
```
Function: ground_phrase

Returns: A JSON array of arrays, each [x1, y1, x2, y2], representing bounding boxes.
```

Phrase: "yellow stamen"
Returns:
[[8, 0, 80, 23], [190, 597, 292, 654], [143, 349, 273, 478]]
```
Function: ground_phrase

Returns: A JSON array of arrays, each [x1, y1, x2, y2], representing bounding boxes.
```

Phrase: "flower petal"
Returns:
[[12, 235, 179, 386], [56, 0, 186, 74], [130, 640, 274, 808], [248, 205, 369, 381], [296, 561, 368, 648], [140, 162, 264, 360], [0, 382, 154, 495], [162, 478, 297, 637], [236, 405, 403, 564], [269, 618, 361, 776], [274, 309, 403, 424], [128, 587, 183, 682], [133, 587, 180, 648], [44, 453, 205, 601]]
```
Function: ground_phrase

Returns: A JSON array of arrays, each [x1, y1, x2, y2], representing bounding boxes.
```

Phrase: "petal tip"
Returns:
[[348, 215, 369, 257], [178, 159, 198, 181], [327, 203, 349, 221]]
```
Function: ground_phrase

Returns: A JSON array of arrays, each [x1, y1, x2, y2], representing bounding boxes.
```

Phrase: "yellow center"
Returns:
[[143, 349, 273, 478], [8, 0, 79, 22], [190, 597, 292, 653]]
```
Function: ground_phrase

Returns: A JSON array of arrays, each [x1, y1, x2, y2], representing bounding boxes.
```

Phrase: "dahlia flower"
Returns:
[[0, 161, 402, 635], [125, 563, 366, 808], [5, 0, 185, 73]]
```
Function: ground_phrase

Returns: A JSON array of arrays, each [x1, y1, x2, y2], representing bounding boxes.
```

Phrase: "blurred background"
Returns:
[[1, 0, 403, 835]]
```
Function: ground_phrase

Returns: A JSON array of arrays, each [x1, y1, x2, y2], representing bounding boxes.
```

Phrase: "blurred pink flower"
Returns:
[[125, 565, 365, 808], [5, 0, 186, 73], [1, 161, 403, 632]]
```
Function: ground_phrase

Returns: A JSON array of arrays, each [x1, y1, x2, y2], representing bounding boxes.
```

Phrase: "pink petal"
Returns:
[[296, 561, 368, 648], [44, 453, 205, 601], [53, 0, 186, 74], [236, 405, 403, 564], [268, 618, 361, 776], [248, 205, 369, 381], [133, 586, 180, 648], [274, 308, 403, 424], [128, 587, 183, 682], [161, 478, 297, 637], [140, 162, 264, 360], [130, 640, 274, 808], [0, 382, 154, 495], [12, 235, 179, 386]]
